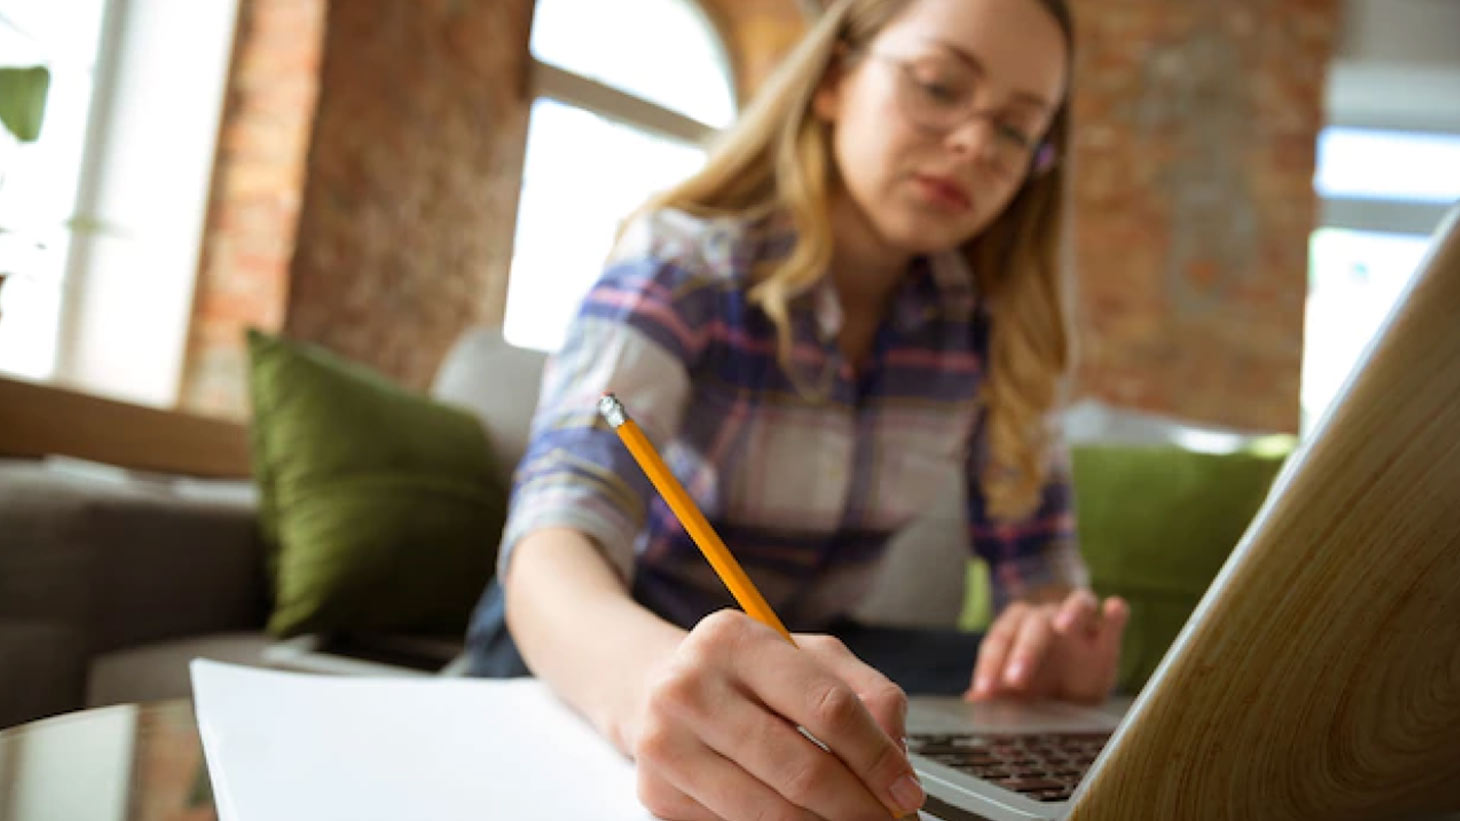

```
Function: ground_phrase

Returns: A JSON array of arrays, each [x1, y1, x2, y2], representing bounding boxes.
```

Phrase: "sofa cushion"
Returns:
[[88, 631, 464, 709], [429, 326, 548, 482], [0, 619, 88, 729], [1071, 443, 1290, 692], [86, 632, 277, 707], [0, 457, 267, 728], [246, 330, 508, 638]]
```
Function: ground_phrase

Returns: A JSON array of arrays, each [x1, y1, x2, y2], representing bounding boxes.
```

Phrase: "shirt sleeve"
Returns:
[[966, 414, 1090, 614], [496, 252, 722, 585]]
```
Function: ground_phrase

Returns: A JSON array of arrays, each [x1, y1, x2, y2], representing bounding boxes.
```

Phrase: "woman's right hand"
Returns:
[[630, 610, 926, 821]]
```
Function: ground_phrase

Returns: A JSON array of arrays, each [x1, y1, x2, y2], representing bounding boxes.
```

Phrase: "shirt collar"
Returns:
[[811, 248, 980, 339], [928, 248, 980, 321]]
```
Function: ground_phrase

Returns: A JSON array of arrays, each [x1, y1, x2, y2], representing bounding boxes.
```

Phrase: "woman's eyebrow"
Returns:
[[923, 37, 1056, 112]]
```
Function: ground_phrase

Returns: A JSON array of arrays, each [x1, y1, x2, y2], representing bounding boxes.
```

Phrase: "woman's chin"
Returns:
[[874, 212, 982, 257]]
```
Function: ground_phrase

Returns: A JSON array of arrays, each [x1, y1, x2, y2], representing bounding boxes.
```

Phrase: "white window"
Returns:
[[1303, 127, 1460, 429], [0, 1, 110, 381], [0, 0, 239, 408], [503, 0, 737, 352], [1302, 227, 1433, 420], [1315, 127, 1460, 204]]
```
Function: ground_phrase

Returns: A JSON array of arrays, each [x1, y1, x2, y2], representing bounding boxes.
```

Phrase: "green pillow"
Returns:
[[1071, 443, 1289, 692], [957, 442, 1291, 693], [246, 330, 508, 638]]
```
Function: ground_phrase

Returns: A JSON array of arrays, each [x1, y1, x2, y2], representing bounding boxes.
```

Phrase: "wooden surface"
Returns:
[[1070, 210, 1460, 819], [0, 375, 251, 478]]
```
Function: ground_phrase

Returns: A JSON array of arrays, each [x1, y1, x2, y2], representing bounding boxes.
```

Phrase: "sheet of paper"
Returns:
[[189, 660, 655, 820]]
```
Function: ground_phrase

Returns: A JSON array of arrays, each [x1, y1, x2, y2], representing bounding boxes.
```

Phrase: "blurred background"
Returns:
[[1, 0, 1459, 796], [1, 0, 1457, 432]]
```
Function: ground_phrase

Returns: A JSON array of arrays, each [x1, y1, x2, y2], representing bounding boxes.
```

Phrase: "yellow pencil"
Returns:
[[598, 392, 796, 646], [601, 394, 926, 818]]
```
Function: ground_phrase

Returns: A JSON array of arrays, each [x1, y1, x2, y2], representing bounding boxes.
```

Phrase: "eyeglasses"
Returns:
[[868, 52, 1059, 181]]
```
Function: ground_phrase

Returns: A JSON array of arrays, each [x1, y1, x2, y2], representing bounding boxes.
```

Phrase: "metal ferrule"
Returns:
[[597, 393, 628, 428]]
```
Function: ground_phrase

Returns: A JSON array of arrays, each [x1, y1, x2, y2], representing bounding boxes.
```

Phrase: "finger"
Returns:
[[721, 622, 925, 817], [637, 722, 818, 821], [684, 681, 894, 821], [796, 634, 909, 745], [1003, 609, 1056, 693], [657, 660, 887, 820], [1053, 589, 1099, 636], [1063, 597, 1132, 705], [968, 604, 1024, 700], [1097, 596, 1129, 652], [636, 768, 724, 821]]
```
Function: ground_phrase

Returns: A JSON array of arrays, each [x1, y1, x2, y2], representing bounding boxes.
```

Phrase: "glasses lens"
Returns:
[[891, 60, 1051, 179]]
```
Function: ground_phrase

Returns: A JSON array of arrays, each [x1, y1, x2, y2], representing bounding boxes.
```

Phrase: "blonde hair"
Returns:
[[629, 0, 1074, 521]]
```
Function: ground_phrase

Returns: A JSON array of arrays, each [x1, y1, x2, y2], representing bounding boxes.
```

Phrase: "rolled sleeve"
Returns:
[[967, 421, 1089, 613], [496, 256, 719, 585]]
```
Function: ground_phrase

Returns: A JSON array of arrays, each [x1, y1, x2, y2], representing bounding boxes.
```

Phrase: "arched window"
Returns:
[[503, 0, 738, 351]]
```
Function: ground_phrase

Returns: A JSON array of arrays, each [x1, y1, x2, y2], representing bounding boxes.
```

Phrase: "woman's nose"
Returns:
[[945, 115, 1000, 166]]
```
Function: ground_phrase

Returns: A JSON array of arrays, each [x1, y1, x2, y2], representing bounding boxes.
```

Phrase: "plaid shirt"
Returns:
[[499, 209, 1087, 630]]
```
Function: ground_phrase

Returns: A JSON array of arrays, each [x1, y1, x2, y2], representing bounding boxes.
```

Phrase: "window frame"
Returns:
[[1302, 121, 1459, 429], [1314, 123, 1459, 236], [503, 0, 741, 350], [526, 0, 738, 149]]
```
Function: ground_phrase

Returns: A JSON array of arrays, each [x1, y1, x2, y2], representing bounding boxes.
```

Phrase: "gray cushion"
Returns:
[[0, 458, 267, 724], [0, 619, 88, 729], [1063, 398, 1280, 448], [86, 632, 276, 707], [429, 327, 548, 481], [0, 461, 125, 628], [0, 459, 264, 652]]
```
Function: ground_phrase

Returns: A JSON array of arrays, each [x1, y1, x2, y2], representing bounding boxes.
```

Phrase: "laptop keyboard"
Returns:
[[907, 731, 1110, 803]]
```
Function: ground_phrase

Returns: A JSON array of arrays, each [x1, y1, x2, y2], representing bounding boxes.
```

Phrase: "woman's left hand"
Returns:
[[964, 589, 1129, 705]]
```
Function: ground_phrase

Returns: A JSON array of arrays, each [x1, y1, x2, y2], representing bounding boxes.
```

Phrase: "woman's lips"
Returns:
[[912, 174, 973, 212]]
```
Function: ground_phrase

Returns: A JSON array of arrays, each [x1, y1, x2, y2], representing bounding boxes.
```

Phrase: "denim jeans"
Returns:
[[464, 579, 983, 696]]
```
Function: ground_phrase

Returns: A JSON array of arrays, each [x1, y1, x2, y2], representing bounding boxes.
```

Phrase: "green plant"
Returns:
[[0, 66, 50, 143], [0, 65, 50, 316]]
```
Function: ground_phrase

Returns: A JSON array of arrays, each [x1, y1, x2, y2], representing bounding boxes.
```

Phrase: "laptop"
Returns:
[[903, 203, 1460, 821]]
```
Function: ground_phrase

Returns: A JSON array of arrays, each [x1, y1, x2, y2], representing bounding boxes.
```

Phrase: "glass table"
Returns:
[[0, 701, 214, 820]]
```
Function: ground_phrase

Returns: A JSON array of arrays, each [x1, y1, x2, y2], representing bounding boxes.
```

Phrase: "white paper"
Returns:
[[189, 660, 655, 821]]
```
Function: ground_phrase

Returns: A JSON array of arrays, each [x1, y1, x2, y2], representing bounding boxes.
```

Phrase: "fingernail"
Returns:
[[973, 676, 990, 696], [1006, 662, 1026, 686], [889, 773, 925, 814]]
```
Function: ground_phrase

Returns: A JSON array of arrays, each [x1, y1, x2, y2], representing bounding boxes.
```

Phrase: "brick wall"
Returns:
[[178, 0, 772, 416], [1068, 0, 1336, 432], [279, 0, 534, 392], [178, 0, 325, 419], [706, 0, 1332, 432], [178, 0, 1335, 433]]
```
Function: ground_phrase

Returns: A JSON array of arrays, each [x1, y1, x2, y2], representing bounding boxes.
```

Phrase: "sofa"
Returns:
[[0, 327, 1290, 729]]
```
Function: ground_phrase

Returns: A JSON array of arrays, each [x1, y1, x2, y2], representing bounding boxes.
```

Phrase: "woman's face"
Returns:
[[816, 0, 1068, 256]]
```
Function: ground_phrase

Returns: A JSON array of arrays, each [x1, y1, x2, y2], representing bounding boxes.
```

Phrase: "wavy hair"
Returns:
[[627, 0, 1075, 521]]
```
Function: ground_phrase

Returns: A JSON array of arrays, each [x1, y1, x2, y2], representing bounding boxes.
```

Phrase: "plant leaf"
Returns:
[[0, 66, 51, 143]]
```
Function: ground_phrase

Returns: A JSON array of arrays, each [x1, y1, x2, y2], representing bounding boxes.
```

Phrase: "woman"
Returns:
[[467, 0, 1128, 817]]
